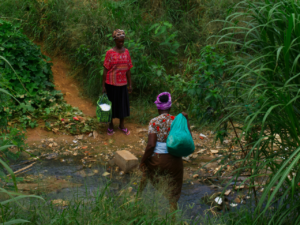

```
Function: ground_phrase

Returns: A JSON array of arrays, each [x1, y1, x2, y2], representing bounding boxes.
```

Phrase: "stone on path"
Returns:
[[93, 130, 99, 139], [210, 149, 219, 154], [77, 135, 83, 140], [114, 150, 138, 173]]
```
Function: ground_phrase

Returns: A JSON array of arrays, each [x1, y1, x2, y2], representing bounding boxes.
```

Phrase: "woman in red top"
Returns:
[[102, 29, 133, 135]]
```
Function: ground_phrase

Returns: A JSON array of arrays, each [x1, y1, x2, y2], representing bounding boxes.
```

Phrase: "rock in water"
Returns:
[[193, 174, 199, 179], [214, 197, 222, 205], [102, 172, 110, 177], [224, 190, 231, 196], [51, 199, 69, 206], [234, 197, 241, 204], [114, 150, 138, 173]]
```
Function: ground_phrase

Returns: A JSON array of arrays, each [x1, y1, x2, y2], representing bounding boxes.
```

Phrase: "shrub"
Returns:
[[0, 19, 100, 134]]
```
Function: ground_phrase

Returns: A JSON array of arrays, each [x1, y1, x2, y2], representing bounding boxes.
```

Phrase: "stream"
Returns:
[[9, 153, 253, 223]]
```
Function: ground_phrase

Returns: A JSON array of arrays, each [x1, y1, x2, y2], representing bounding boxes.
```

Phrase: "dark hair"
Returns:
[[159, 95, 169, 103]]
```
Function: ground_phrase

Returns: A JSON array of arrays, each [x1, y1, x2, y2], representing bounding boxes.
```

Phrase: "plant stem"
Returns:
[[219, 101, 246, 156], [228, 118, 246, 157], [220, 102, 258, 205]]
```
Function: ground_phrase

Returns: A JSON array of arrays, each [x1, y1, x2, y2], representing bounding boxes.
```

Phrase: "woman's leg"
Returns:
[[119, 118, 130, 135], [170, 201, 178, 223], [109, 118, 114, 129], [107, 118, 114, 135], [119, 118, 125, 129], [169, 200, 178, 211], [138, 172, 148, 197]]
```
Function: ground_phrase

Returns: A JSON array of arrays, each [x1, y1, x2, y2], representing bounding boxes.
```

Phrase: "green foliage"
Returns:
[[167, 45, 230, 126], [0, 18, 52, 129], [0, 145, 44, 225], [0, 19, 99, 134], [211, 0, 300, 223], [188, 46, 228, 110], [0, 0, 239, 102], [0, 20, 53, 95]]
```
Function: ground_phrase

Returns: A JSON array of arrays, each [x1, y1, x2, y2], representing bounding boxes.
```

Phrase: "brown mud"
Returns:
[[17, 175, 81, 194]]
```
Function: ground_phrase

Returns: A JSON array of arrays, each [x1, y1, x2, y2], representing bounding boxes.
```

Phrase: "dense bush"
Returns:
[[0, 19, 99, 134], [0, 19, 54, 127]]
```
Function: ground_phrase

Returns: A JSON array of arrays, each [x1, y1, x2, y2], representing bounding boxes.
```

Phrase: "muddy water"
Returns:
[[10, 153, 252, 222]]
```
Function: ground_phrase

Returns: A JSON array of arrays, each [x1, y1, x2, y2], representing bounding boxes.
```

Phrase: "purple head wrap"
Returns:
[[154, 92, 172, 110]]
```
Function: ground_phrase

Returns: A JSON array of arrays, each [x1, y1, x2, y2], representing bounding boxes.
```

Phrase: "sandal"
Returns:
[[107, 128, 114, 135], [119, 126, 130, 135]]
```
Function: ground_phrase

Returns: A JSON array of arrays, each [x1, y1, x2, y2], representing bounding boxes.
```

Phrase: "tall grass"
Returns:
[[213, 0, 300, 223], [0, 56, 44, 224], [0, 179, 210, 225]]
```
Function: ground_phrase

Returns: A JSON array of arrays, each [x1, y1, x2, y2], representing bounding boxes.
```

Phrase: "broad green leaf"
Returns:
[[0, 157, 18, 191], [3, 219, 30, 225]]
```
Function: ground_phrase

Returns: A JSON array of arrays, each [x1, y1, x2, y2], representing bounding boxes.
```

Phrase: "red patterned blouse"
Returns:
[[148, 113, 176, 143], [103, 49, 133, 86]]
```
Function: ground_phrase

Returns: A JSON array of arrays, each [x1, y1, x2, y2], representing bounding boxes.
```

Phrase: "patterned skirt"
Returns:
[[143, 153, 183, 203]]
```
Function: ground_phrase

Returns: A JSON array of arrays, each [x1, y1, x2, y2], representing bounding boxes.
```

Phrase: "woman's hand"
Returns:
[[181, 112, 188, 119], [139, 162, 147, 172], [128, 85, 132, 93], [126, 70, 132, 93], [140, 133, 157, 171], [102, 85, 106, 94]]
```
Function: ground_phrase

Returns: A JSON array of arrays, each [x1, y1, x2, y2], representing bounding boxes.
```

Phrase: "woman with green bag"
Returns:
[[102, 29, 133, 135], [138, 92, 192, 212]]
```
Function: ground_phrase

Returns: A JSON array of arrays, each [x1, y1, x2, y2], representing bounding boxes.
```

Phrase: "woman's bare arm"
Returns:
[[139, 133, 157, 170], [126, 70, 132, 93]]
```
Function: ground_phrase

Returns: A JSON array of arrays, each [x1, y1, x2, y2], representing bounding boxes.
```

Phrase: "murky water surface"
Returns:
[[10, 154, 253, 222]]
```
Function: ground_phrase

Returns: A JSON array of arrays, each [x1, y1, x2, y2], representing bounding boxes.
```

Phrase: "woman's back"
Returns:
[[148, 113, 175, 143]]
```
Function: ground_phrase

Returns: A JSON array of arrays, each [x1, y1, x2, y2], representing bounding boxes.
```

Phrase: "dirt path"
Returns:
[[37, 43, 96, 117], [50, 57, 97, 117], [25, 45, 147, 156]]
